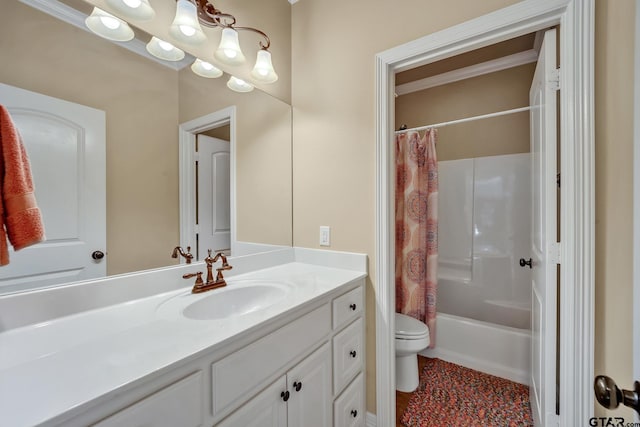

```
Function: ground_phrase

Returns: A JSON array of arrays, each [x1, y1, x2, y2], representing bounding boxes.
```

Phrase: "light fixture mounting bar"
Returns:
[[191, 0, 270, 49]]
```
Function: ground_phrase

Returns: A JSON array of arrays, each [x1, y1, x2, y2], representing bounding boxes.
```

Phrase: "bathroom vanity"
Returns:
[[0, 248, 366, 427]]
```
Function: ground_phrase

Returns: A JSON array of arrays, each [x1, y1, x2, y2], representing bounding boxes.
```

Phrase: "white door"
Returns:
[[197, 134, 230, 257], [287, 343, 332, 426], [0, 83, 106, 293], [217, 376, 287, 427], [529, 29, 559, 427]]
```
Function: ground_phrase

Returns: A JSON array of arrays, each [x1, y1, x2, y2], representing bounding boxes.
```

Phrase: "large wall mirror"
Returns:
[[0, 0, 292, 294]]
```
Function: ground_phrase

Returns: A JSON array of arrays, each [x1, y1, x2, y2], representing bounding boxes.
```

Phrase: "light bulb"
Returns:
[[227, 76, 254, 93], [169, 0, 206, 44], [191, 59, 223, 78], [105, 0, 155, 21], [85, 7, 134, 42], [146, 37, 185, 61], [215, 28, 245, 65], [250, 50, 278, 84]]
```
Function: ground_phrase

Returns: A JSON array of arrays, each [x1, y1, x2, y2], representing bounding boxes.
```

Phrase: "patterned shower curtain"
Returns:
[[395, 129, 438, 347]]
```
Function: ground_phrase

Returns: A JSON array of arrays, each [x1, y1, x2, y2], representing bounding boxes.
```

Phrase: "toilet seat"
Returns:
[[395, 313, 429, 339]]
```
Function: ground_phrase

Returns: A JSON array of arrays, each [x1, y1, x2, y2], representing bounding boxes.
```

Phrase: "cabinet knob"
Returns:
[[351, 409, 358, 418], [281, 390, 290, 402], [519, 258, 532, 268], [350, 350, 357, 358], [293, 381, 302, 392], [349, 303, 357, 311]]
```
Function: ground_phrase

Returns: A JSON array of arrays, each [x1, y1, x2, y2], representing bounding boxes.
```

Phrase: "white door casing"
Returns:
[[375, 1, 594, 426], [529, 28, 559, 427], [0, 83, 106, 293], [633, 0, 640, 421], [196, 135, 231, 257], [179, 107, 236, 258]]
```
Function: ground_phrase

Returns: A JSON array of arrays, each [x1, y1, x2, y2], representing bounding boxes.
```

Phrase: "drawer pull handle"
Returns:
[[350, 350, 357, 358], [281, 391, 290, 402], [293, 381, 303, 392], [351, 409, 358, 418], [349, 303, 357, 311]]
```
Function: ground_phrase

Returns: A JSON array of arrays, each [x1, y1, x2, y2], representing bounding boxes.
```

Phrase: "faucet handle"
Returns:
[[183, 272, 203, 286]]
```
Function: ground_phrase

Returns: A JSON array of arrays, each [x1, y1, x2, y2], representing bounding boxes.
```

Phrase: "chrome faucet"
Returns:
[[171, 246, 193, 264], [183, 249, 233, 294]]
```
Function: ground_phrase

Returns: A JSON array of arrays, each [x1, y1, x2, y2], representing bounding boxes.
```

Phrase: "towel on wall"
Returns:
[[0, 105, 45, 266]]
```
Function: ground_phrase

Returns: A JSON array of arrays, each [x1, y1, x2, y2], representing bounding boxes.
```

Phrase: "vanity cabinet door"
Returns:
[[93, 372, 203, 427], [217, 377, 287, 427], [287, 343, 331, 427]]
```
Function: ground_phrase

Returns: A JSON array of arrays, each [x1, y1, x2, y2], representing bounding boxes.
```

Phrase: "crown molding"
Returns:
[[395, 49, 538, 96]]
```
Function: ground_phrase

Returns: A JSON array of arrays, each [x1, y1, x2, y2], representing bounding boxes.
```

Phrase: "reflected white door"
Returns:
[[0, 83, 105, 293], [197, 135, 230, 257], [529, 29, 559, 427]]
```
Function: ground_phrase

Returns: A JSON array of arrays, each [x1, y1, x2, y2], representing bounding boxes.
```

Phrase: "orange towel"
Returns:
[[0, 105, 45, 266]]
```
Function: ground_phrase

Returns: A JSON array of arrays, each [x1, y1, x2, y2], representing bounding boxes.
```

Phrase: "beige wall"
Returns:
[[0, 0, 180, 276], [291, 0, 524, 413], [594, 0, 635, 420], [178, 70, 292, 246], [395, 63, 534, 161]]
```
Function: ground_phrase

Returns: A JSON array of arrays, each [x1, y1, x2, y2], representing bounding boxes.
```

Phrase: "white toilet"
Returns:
[[395, 312, 430, 392]]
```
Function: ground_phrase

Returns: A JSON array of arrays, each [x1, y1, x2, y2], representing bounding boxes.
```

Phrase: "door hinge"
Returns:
[[550, 67, 560, 91], [556, 173, 561, 188], [549, 242, 561, 265], [193, 152, 200, 162]]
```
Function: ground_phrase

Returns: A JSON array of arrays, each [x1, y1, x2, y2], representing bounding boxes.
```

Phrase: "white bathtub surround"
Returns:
[[0, 247, 367, 427], [437, 153, 531, 330], [421, 313, 530, 385]]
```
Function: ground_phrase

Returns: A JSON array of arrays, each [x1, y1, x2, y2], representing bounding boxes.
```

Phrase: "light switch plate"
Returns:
[[319, 226, 331, 246]]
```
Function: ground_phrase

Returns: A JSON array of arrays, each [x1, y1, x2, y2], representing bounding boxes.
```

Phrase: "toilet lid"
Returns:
[[395, 313, 430, 338]]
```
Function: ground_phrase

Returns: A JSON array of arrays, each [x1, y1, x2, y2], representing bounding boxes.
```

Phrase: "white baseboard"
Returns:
[[366, 411, 377, 427]]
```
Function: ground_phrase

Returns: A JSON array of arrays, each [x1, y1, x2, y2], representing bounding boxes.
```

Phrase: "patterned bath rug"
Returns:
[[401, 358, 533, 427]]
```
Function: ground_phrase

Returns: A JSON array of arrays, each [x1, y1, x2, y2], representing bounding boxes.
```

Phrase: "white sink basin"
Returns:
[[182, 281, 290, 320]]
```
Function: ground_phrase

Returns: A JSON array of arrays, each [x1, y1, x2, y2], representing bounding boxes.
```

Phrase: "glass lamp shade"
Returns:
[[169, 0, 206, 45], [146, 37, 185, 61], [250, 50, 278, 83], [105, 0, 155, 21], [214, 28, 245, 65], [85, 7, 134, 42], [227, 76, 254, 93], [191, 59, 223, 78]]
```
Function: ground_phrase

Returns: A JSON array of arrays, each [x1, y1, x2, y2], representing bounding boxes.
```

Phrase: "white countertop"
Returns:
[[0, 262, 365, 427]]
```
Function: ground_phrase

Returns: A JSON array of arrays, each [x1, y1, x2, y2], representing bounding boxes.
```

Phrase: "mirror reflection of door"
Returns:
[[0, 83, 106, 293], [196, 133, 230, 260]]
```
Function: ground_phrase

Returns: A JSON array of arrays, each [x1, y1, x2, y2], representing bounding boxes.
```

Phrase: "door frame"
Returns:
[[634, 0, 640, 419], [374, 1, 594, 426], [179, 106, 237, 258]]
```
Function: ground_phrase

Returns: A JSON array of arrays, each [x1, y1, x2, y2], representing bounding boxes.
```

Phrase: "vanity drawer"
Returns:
[[333, 317, 363, 394], [332, 286, 362, 329], [93, 371, 203, 427], [211, 304, 331, 418], [334, 373, 364, 427]]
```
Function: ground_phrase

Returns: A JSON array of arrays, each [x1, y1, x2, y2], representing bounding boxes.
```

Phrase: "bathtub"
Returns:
[[421, 312, 531, 385]]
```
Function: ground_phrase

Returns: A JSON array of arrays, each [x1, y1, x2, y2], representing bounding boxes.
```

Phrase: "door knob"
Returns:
[[519, 258, 532, 268], [91, 250, 105, 260], [594, 375, 640, 415]]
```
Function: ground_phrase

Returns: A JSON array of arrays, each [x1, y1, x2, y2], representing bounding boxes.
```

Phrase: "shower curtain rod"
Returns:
[[395, 105, 534, 134]]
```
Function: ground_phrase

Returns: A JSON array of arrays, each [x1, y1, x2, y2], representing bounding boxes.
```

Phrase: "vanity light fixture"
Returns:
[[191, 59, 223, 78], [85, 7, 134, 42], [169, 0, 207, 45], [226, 76, 254, 93], [146, 37, 185, 61], [105, 0, 155, 21], [175, 0, 278, 83]]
